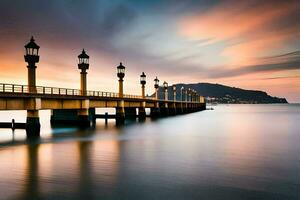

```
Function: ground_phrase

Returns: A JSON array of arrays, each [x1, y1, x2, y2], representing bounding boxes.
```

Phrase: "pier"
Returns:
[[0, 37, 206, 137]]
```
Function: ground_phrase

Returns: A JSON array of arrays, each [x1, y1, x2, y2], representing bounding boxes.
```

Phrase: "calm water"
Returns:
[[0, 104, 300, 200]]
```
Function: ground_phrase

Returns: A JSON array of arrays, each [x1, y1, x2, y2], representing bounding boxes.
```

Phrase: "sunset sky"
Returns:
[[0, 0, 299, 102]]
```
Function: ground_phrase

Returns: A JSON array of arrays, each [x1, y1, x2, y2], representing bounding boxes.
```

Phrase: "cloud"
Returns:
[[179, 0, 300, 42], [179, 0, 300, 66], [208, 51, 300, 78], [0, 0, 300, 101]]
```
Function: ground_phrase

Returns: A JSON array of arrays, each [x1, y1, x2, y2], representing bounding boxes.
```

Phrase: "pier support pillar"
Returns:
[[26, 110, 40, 137], [138, 101, 146, 121], [160, 102, 169, 116], [77, 109, 90, 128], [169, 103, 177, 115], [116, 100, 125, 125], [179, 103, 184, 114], [89, 108, 96, 126], [77, 100, 91, 128], [150, 102, 161, 118]]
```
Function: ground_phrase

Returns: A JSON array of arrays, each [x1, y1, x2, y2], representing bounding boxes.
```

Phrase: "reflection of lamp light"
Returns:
[[92, 140, 120, 190]]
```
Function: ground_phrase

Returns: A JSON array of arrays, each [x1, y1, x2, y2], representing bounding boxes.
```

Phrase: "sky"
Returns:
[[0, 0, 299, 102]]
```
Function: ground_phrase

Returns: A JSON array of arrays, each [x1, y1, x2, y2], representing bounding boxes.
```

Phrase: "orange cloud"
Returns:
[[222, 27, 300, 66], [179, 1, 299, 43]]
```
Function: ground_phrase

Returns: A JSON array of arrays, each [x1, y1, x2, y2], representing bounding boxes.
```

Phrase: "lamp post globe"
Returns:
[[163, 81, 168, 90], [172, 84, 176, 101], [140, 72, 146, 85], [117, 62, 125, 80], [154, 76, 159, 89], [24, 36, 40, 65], [77, 49, 89, 95], [78, 49, 89, 72], [173, 84, 176, 91]]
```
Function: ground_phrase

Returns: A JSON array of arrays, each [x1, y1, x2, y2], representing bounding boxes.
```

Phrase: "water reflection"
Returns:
[[77, 140, 94, 199], [0, 105, 300, 199], [23, 144, 41, 200]]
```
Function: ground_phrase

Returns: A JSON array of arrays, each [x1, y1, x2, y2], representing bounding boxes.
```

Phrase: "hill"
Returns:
[[155, 83, 288, 104]]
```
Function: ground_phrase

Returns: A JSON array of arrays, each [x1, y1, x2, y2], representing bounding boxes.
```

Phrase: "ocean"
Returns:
[[0, 104, 299, 200]]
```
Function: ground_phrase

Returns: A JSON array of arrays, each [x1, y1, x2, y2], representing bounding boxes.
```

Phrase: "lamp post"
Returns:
[[140, 72, 146, 98], [154, 76, 159, 99], [116, 62, 125, 125], [139, 72, 146, 120], [151, 76, 161, 118], [192, 90, 195, 102], [78, 49, 89, 95], [172, 85, 176, 101], [163, 81, 168, 101], [181, 86, 184, 113], [171, 84, 177, 115], [77, 49, 91, 127], [181, 87, 184, 102], [117, 62, 125, 98], [24, 36, 40, 137], [161, 81, 169, 115], [185, 88, 188, 102], [25, 36, 40, 93]]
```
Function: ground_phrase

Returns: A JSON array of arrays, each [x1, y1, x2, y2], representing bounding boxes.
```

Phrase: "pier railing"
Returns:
[[0, 83, 205, 102], [0, 83, 142, 99]]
